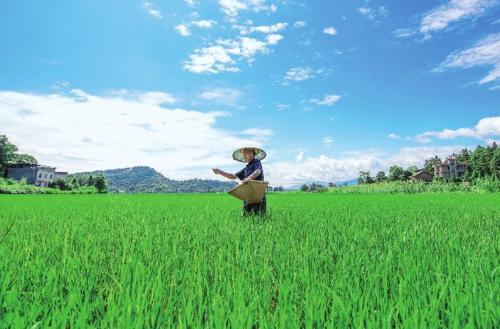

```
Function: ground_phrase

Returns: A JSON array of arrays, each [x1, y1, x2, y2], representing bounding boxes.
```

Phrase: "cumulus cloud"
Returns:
[[198, 87, 243, 105], [219, 0, 277, 17], [416, 116, 500, 142], [175, 20, 217, 36], [388, 133, 400, 140], [191, 20, 217, 28], [236, 22, 288, 35], [434, 33, 500, 84], [175, 24, 191, 36], [0, 89, 263, 178], [323, 27, 337, 35], [184, 34, 284, 74], [143, 2, 163, 19], [310, 94, 341, 106]]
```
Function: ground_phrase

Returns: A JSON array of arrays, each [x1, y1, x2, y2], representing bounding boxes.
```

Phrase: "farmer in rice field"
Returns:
[[212, 147, 267, 216]]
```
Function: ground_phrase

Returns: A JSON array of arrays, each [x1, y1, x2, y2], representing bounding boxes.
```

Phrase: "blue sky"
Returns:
[[0, 0, 499, 185]]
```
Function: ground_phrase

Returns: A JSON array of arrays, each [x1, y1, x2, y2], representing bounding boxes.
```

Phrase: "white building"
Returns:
[[7, 165, 57, 187]]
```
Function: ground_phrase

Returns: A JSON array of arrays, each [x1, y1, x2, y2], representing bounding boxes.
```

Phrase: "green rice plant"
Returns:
[[0, 193, 498, 328]]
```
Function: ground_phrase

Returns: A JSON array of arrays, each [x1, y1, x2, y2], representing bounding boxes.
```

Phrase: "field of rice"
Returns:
[[0, 193, 498, 328]]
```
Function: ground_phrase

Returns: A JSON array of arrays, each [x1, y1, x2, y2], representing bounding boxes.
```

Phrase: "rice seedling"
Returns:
[[0, 193, 498, 328]]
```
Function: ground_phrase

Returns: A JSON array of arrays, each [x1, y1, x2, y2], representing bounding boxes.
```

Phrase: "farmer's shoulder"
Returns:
[[252, 158, 263, 169]]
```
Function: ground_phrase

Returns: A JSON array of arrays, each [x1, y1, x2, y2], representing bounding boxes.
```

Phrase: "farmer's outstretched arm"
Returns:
[[213, 168, 237, 180]]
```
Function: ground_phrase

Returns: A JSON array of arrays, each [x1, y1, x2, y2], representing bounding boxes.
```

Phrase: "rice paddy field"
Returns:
[[0, 193, 499, 328]]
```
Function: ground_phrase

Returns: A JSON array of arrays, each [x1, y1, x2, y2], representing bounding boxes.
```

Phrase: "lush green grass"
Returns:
[[0, 177, 99, 194], [0, 193, 498, 328]]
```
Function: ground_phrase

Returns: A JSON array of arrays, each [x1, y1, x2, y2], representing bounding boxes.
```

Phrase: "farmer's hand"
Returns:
[[212, 168, 222, 175]]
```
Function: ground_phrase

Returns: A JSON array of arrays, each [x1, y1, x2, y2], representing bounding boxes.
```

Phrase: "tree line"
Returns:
[[0, 135, 37, 176], [358, 142, 499, 184], [0, 134, 107, 193]]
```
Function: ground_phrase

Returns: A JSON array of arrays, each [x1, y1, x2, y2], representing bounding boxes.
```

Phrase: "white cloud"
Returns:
[[143, 2, 163, 19], [184, 34, 284, 74], [237, 22, 288, 35], [323, 27, 337, 36], [393, 28, 416, 39], [294, 21, 306, 28], [420, 0, 497, 35], [0, 89, 265, 179], [416, 116, 500, 143], [357, 6, 388, 23], [191, 20, 217, 28], [266, 145, 469, 186], [219, 0, 277, 16], [323, 136, 334, 147], [266, 34, 283, 45], [310, 94, 341, 106], [198, 87, 243, 105], [175, 24, 191, 36], [283, 67, 314, 82], [434, 33, 500, 84], [184, 0, 196, 6], [295, 151, 304, 162], [276, 103, 289, 111], [242, 128, 273, 137], [395, 1, 497, 40], [388, 133, 400, 140]]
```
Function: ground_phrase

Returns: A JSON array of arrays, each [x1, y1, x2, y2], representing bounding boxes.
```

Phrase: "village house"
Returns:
[[409, 170, 433, 182], [309, 183, 326, 192], [433, 156, 467, 180], [6, 165, 67, 187]]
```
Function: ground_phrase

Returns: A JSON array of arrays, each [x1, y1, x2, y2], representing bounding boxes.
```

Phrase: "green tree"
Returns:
[[490, 147, 500, 179], [470, 146, 491, 179], [300, 184, 309, 192], [69, 177, 79, 189], [457, 148, 471, 163], [94, 175, 107, 193], [358, 171, 374, 184], [424, 156, 441, 173], [407, 166, 418, 174], [0, 135, 38, 177], [388, 166, 405, 181], [49, 178, 70, 191], [0, 135, 18, 176], [375, 171, 386, 182]]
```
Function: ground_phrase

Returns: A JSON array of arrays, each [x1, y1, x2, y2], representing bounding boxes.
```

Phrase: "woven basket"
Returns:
[[228, 180, 268, 203]]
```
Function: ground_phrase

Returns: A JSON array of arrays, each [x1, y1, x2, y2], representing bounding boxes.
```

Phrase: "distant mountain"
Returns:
[[70, 166, 237, 193], [334, 179, 358, 186]]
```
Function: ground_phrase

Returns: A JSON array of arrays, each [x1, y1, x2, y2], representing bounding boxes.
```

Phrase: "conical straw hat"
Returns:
[[232, 147, 266, 163]]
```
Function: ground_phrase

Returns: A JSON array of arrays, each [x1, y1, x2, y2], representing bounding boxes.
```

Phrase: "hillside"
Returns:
[[71, 166, 237, 193]]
